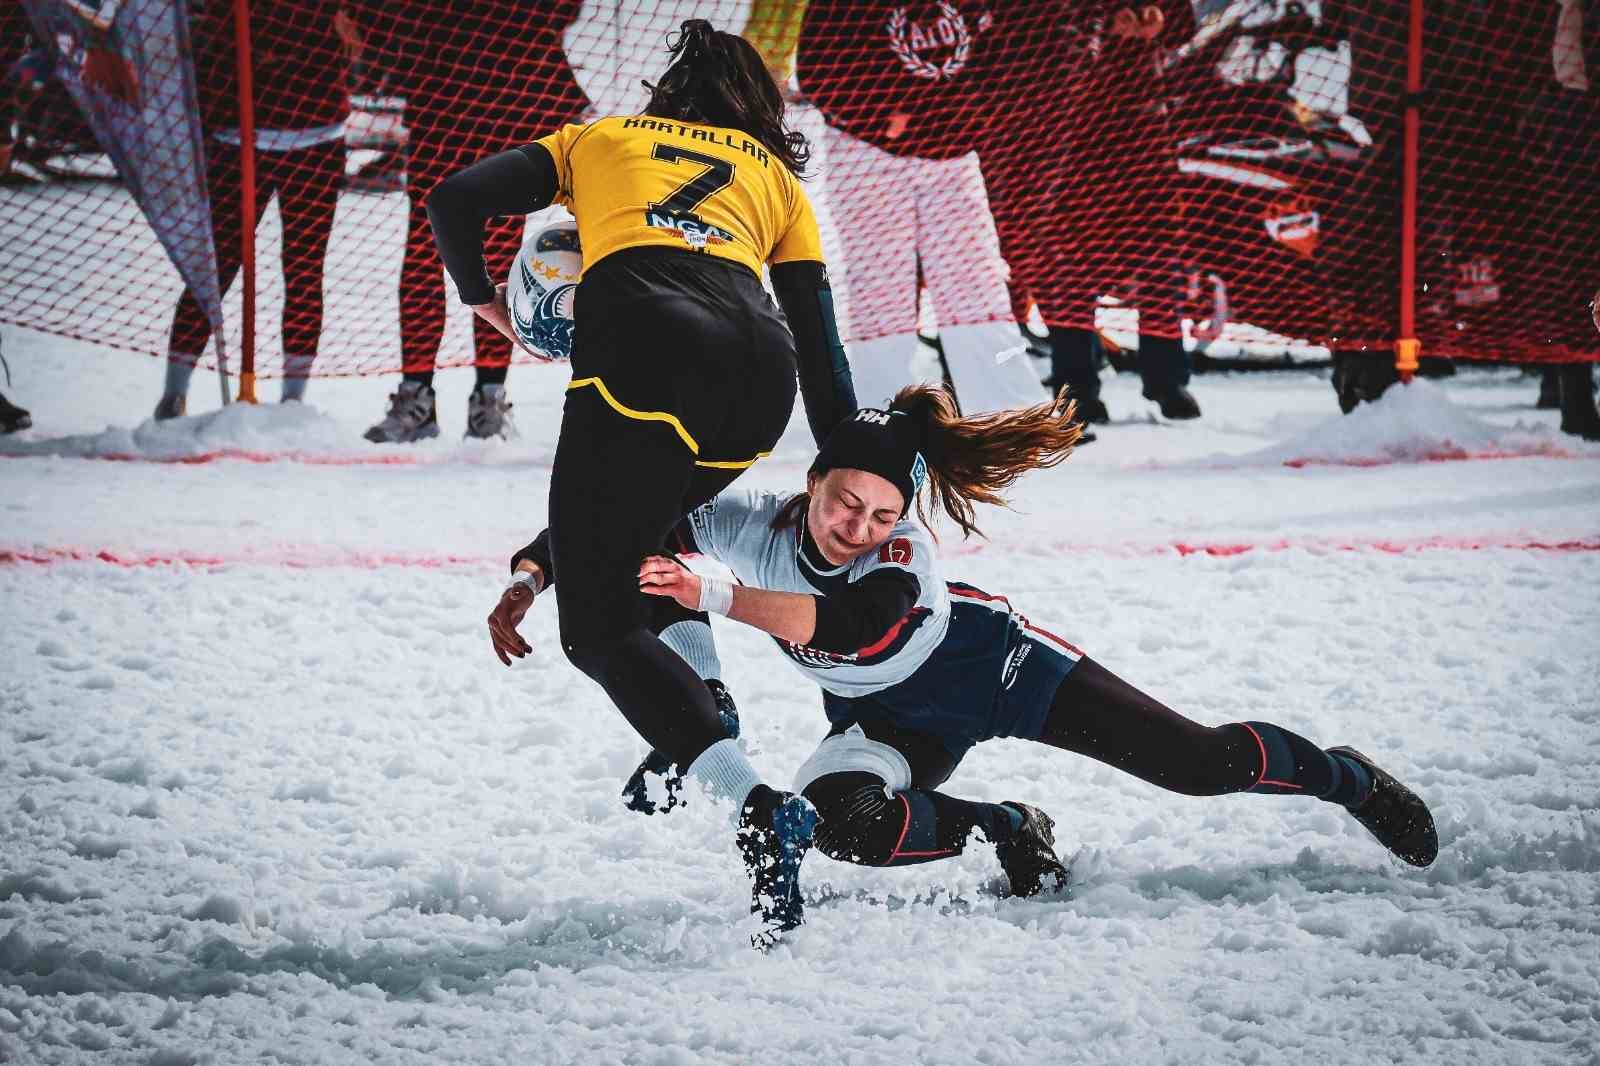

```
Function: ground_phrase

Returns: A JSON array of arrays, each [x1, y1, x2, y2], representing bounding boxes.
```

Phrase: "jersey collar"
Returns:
[[797, 524, 852, 593]]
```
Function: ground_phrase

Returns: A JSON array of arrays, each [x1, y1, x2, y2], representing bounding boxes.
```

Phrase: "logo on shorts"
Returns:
[[1001, 641, 1032, 689], [878, 537, 914, 566]]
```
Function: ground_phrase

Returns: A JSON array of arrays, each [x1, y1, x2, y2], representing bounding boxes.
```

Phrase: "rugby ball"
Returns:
[[507, 220, 581, 361]]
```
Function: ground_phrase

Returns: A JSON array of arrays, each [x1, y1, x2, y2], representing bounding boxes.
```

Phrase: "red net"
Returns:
[[2, 1, 1595, 387]]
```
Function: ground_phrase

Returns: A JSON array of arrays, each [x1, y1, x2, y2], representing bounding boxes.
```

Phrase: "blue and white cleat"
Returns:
[[738, 785, 817, 950]]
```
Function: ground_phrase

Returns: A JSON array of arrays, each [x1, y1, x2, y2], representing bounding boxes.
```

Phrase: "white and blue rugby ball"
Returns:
[[507, 220, 581, 362]]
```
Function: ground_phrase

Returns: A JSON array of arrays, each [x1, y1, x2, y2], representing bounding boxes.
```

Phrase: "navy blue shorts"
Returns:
[[823, 582, 1084, 754]]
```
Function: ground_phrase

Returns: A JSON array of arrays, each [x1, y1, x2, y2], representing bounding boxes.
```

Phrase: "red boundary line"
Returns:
[[2, 537, 1597, 572]]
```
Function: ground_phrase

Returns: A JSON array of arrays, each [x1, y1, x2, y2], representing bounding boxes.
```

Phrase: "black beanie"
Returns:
[[810, 407, 928, 513]]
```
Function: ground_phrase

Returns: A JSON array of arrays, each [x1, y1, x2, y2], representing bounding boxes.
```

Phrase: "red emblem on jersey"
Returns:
[[879, 538, 913, 566]]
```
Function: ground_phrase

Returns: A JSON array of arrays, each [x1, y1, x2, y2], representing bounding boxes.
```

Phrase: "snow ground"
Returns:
[[2, 324, 1598, 1066]]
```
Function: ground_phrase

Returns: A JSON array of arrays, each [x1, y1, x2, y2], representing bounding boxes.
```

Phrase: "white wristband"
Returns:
[[697, 575, 735, 616], [508, 570, 540, 594]]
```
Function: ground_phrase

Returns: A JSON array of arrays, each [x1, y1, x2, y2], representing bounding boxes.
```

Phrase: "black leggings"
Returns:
[[804, 657, 1367, 868], [550, 249, 797, 767]]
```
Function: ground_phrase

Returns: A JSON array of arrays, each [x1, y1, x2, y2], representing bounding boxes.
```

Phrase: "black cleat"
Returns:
[[0, 391, 31, 434], [1327, 747, 1438, 868], [621, 680, 740, 815], [995, 802, 1070, 897], [738, 784, 817, 948]]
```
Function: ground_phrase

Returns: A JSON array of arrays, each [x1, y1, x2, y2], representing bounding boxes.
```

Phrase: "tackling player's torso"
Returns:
[[536, 116, 822, 279], [682, 490, 951, 698]]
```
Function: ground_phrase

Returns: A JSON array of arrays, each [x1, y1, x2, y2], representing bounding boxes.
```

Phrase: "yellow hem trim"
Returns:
[[568, 376, 700, 454], [567, 377, 771, 470], [694, 451, 771, 470]]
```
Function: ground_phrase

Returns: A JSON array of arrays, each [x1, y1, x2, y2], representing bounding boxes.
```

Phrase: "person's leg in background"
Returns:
[[273, 141, 343, 403], [462, 212, 527, 439], [820, 124, 921, 409], [160, 143, 256, 420], [916, 151, 1045, 414]]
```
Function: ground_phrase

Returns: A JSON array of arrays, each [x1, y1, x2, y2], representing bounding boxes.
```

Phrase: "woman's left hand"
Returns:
[[638, 555, 702, 611]]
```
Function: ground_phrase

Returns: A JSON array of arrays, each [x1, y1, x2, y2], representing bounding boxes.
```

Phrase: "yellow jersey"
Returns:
[[535, 115, 824, 279]]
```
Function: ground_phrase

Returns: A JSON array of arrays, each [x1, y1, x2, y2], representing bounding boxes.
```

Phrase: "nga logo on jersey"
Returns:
[[645, 209, 736, 250]]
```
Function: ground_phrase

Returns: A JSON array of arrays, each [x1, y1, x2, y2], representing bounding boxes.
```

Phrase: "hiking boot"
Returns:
[[465, 383, 514, 440], [363, 380, 438, 443], [153, 392, 186, 422], [995, 802, 1070, 897], [1147, 385, 1202, 420], [738, 784, 817, 948], [622, 681, 740, 815], [0, 391, 31, 434], [1326, 746, 1438, 868]]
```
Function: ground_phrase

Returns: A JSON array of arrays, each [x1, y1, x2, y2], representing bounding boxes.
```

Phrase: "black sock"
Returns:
[[1243, 721, 1373, 808], [402, 370, 434, 390], [475, 364, 508, 388]]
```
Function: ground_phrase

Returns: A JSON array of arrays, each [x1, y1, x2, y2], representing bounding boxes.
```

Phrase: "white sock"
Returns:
[[660, 619, 722, 682], [687, 739, 762, 811]]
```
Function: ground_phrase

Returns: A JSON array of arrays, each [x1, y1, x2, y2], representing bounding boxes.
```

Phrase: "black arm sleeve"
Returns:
[[807, 569, 920, 654], [426, 142, 559, 306], [770, 260, 857, 447]]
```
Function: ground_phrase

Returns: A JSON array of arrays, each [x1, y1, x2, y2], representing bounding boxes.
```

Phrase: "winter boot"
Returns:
[[465, 383, 514, 440], [363, 380, 438, 443]]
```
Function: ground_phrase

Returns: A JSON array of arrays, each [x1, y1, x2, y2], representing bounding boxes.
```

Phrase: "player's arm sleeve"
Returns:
[[509, 528, 557, 585], [425, 142, 558, 306], [806, 569, 920, 653], [771, 260, 857, 446]]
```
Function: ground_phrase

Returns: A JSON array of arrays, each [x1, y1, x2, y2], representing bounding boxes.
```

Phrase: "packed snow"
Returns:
[[2, 324, 1598, 1065]]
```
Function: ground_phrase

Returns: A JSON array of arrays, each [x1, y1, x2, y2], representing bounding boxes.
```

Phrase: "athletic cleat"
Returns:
[[622, 681, 740, 815], [738, 784, 817, 947], [995, 802, 1070, 897], [0, 391, 31, 434], [1327, 746, 1438, 867], [153, 392, 186, 422], [363, 380, 438, 443], [465, 383, 514, 440]]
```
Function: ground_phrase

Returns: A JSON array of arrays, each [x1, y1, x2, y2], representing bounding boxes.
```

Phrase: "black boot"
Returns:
[[1557, 364, 1600, 441], [1326, 747, 1438, 867], [1139, 334, 1200, 420], [1536, 368, 1562, 410], [0, 391, 31, 434], [1045, 327, 1108, 424], [1332, 351, 1399, 414], [994, 802, 1070, 897]]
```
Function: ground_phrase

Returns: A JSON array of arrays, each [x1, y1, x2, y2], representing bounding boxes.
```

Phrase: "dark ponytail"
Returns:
[[642, 19, 811, 177], [888, 384, 1084, 539]]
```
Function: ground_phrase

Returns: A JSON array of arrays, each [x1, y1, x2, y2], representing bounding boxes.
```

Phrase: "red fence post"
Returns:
[[233, 0, 257, 403], [1396, 0, 1424, 382]]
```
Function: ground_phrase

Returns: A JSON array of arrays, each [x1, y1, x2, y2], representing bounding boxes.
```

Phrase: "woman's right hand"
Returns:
[[487, 578, 536, 666], [471, 284, 523, 351]]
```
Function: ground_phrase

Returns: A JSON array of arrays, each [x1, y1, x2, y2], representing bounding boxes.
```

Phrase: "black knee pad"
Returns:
[[804, 772, 902, 867]]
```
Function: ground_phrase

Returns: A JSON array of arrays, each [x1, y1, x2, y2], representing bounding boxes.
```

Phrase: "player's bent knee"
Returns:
[[804, 771, 903, 867]]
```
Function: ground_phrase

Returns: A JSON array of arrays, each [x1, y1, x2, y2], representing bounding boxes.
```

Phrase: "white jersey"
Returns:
[[680, 489, 950, 699]]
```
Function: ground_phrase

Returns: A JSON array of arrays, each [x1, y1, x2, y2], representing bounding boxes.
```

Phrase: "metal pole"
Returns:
[[233, 0, 258, 403], [1396, 0, 1423, 383]]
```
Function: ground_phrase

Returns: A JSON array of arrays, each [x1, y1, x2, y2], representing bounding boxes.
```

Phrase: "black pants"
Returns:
[[550, 248, 798, 767], [804, 657, 1351, 869]]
